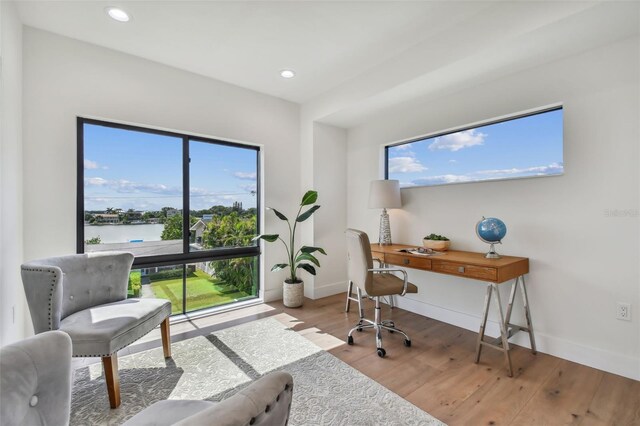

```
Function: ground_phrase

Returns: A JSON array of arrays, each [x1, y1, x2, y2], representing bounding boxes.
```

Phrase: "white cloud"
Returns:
[[429, 129, 487, 152], [86, 177, 109, 186], [412, 174, 473, 185], [84, 159, 108, 170], [240, 184, 257, 193], [233, 172, 257, 180], [84, 177, 181, 195], [411, 162, 564, 186], [388, 156, 427, 173], [448, 159, 457, 163], [84, 159, 99, 170], [476, 163, 563, 176], [391, 144, 411, 151]]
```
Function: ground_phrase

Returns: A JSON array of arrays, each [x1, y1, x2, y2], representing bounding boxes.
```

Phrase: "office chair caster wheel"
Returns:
[[388, 329, 394, 334], [404, 339, 411, 347], [357, 327, 363, 332], [377, 348, 386, 358], [347, 336, 354, 345]]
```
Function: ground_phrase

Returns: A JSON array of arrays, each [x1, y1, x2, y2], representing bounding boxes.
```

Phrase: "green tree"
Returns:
[[202, 212, 256, 248], [161, 214, 198, 240], [85, 236, 101, 245], [202, 212, 257, 295]]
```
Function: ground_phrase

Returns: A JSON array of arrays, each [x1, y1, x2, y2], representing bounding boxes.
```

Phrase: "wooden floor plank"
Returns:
[[510, 360, 604, 425], [579, 373, 640, 426], [446, 348, 561, 425]]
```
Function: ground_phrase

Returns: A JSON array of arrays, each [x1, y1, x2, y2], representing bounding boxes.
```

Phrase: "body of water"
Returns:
[[85, 224, 164, 244]]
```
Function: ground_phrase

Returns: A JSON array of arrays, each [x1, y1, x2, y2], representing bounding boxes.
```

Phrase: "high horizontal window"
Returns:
[[385, 106, 563, 188], [77, 118, 260, 314]]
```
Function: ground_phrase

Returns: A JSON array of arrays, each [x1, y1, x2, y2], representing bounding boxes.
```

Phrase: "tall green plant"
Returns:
[[253, 190, 326, 283]]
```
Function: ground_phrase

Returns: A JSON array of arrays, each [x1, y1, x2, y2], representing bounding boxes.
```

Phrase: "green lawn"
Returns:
[[149, 270, 251, 314]]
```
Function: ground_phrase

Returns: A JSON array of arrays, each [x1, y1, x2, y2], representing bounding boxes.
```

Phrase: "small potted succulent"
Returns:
[[423, 233, 451, 251]]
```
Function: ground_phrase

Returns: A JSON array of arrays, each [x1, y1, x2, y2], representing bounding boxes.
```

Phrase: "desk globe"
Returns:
[[476, 217, 507, 259]]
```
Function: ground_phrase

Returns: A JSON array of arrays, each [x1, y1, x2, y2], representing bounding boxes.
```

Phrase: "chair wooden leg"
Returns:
[[102, 354, 120, 409], [161, 317, 171, 359]]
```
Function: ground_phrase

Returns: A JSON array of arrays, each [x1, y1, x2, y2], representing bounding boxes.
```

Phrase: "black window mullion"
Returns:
[[76, 118, 85, 253], [182, 137, 190, 255], [182, 137, 190, 315]]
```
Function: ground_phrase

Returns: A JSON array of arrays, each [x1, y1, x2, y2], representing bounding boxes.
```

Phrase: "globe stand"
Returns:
[[485, 242, 501, 259]]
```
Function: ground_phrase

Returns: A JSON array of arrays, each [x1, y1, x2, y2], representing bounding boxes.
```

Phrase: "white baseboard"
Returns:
[[263, 280, 346, 302], [312, 280, 347, 299], [394, 297, 640, 381], [263, 287, 283, 303]]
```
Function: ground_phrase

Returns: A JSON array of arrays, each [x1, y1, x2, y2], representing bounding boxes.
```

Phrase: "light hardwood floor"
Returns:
[[267, 294, 640, 426], [77, 293, 640, 425]]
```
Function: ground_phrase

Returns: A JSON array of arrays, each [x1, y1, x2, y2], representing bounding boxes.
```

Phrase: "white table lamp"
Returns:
[[368, 179, 401, 245]]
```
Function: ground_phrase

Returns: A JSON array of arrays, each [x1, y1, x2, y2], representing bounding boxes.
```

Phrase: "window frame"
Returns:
[[76, 117, 261, 269], [384, 105, 563, 184]]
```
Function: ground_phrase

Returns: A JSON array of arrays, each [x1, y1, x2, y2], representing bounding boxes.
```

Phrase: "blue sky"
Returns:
[[387, 109, 563, 187], [84, 124, 257, 211]]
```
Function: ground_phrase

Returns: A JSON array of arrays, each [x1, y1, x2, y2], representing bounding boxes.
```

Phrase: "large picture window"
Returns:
[[78, 118, 260, 315], [385, 106, 563, 188]]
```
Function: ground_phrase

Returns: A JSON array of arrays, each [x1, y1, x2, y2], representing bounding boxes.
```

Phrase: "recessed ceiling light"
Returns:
[[280, 69, 295, 79], [106, 7, 130, 22]]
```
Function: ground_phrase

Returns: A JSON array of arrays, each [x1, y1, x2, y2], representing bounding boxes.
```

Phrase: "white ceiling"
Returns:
[[16, 1, 640, 126]]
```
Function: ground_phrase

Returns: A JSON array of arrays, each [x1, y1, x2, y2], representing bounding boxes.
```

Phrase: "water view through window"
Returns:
[[80, 119, 260, 314]]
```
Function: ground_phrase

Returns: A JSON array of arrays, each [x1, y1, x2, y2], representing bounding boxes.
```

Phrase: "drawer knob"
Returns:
[[458, 266, 465, 273], [403, 259, 410, 265]]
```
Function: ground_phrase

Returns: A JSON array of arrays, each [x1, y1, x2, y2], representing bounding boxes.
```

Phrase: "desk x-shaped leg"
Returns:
[[475, 276, 536, 377]]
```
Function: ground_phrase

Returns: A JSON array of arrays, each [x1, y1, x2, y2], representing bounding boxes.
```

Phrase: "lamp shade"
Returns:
[[368, 180, 401, 209]]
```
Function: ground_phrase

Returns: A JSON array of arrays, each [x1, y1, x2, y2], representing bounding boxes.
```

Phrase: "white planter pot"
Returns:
[[283, 280, 304, 308]]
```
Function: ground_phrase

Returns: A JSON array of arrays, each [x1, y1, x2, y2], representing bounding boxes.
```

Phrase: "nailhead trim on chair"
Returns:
[[249, 383, 293, 426], [21, 266, 58, 331], [70, 311, 171, 357], [22, 264, 170, 358]]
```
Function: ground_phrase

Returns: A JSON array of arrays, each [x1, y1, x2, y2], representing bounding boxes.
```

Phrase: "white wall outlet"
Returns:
[[616, 302, 631, 321]]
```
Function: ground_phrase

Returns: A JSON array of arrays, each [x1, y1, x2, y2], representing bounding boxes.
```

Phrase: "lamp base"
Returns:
[[378, 208, 392, 245]]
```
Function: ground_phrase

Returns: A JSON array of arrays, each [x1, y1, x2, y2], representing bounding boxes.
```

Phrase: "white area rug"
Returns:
[[71, 317, 445, 425]]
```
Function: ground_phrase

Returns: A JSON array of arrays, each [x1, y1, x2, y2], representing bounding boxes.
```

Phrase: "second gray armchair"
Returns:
[[21, 251, 172, 408], [1, 331, 295, 426]]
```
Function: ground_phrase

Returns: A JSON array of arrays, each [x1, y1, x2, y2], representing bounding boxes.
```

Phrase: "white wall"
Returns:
[[22, 28, 301, 317], [347, 36, 640, 379], [311, 122, 347, 298], [0, 1, 26, 346]]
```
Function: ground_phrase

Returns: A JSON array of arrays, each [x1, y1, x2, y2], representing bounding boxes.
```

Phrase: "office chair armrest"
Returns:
[[368, 267, 409, 296]]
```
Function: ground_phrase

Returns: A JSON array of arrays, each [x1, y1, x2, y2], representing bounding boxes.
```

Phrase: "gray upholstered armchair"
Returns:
[[0, 331, 295, 426], [21, 251, 172, 408], [0, 331, 72, 426], [122, 372, 294, 426]]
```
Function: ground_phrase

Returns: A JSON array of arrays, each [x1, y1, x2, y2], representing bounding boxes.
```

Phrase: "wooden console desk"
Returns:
[[370, 243, 536, 376]]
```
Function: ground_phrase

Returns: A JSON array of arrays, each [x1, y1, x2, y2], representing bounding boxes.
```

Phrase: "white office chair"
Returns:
[[345, 229, 418, 357]]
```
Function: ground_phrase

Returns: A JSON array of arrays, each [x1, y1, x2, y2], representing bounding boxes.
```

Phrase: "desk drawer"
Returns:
[[384, 253, 432, 270], [432, 261, 497, 281]]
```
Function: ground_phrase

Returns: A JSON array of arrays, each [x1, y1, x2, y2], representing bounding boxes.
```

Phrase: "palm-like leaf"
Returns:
[[301, 191, 318, 206], [300, 246, 327, 255], [296, 205, 320, 222], [297, 263, 317, 275], [271, 263, 288, 272], [252, 234, 279, 242], [295, 253, 320, 267], [270, 208, 289, 222]]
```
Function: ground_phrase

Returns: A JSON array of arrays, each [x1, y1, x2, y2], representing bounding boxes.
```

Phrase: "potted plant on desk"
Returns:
[[253, 190, 326, 307], [423, 233, 451, 251]]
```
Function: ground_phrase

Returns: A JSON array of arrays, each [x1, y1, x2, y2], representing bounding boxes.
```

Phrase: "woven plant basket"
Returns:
[[283, 280, 304, 308]]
